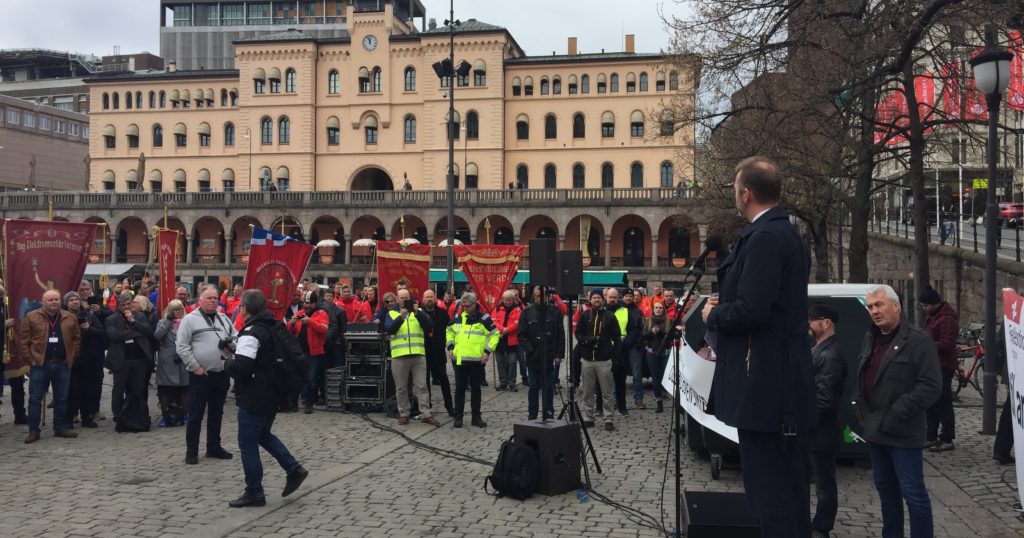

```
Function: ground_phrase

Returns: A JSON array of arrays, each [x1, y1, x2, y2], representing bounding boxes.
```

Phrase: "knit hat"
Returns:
[[808, 303, 839, 324], [918, 285, 941, 305], [589, 288, 603, 299], [62, 291, 81, 307]]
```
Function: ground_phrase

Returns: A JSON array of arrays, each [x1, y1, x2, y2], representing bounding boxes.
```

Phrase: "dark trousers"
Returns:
[[83, 355, 104, 416], [66, 355, 101, 421], [926, 368, 955, 442], [995, 392, 1014, 458], [453, 362, 484, 418], [612, 358, 629, 411], [737, 428, 812, 538], [237, 408, 300, 498], [186, 371, 229, 455], [868, 443, 933, 538], [302, 354, 326, 407], [112, 359, 150, 419], [425, 351, 453, 413], [527, 363, 555, 420], [5, 374, 27, 420], [810, 449, 838, 535]]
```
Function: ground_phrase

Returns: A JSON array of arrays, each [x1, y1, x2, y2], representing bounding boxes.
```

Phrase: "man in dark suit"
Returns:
[[702, 157, 817, 537]]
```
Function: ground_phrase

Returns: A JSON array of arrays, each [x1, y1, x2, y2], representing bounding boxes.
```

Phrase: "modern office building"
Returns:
[[0, 93, 90, 191]]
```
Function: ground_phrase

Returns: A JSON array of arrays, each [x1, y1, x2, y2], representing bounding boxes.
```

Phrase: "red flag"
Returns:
[[376, 240, 431, 300], [454, 245, 525, 313], [3, 219, 95, 378], [940, 62, 962, 121], [242, 227, 313, 321], [1008, 31, 1024, 111], [157, 229, 177, 315], [915, 72, 937, 129]]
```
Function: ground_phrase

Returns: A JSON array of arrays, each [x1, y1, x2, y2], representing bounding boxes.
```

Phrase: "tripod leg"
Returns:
[[574, 401, 602, 475]]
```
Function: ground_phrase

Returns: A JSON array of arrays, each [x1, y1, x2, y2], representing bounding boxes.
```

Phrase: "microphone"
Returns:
[[687, 235, 724, 275]]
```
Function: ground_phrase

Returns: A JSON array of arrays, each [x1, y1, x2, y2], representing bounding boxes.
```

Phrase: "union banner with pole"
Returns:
[[2, 219, 96, 378], [157, 228, 178, 315], [376, 240, 431, 299], [1001, 288, 1024, 509], [454, 245, 525, 313], [242, 227, 313, 321]]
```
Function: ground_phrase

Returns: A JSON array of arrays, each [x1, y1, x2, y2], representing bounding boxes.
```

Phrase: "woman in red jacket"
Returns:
[[288, 291, 329, 414], [493, 291, 522, 391]]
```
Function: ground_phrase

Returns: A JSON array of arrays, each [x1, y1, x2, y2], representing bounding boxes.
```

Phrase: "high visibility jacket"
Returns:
[[445, 310, 499, 365], [387, 309, 427, 357]]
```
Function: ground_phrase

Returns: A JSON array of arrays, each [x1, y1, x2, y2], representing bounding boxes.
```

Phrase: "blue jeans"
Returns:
[[302, 354, 326, 407], [527, 362, 555, 419], [237, 408, 301, 498], [28, 362, 70, 433], [632, 349, 666, 402], [868, 443, 933, 538]]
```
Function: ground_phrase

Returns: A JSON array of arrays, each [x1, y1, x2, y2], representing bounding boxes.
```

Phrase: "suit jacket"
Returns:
[[20, 308, 81, 368], [810, 336, 848, 451], [706, 206, 817, 432], [104, 311, 155, 371]]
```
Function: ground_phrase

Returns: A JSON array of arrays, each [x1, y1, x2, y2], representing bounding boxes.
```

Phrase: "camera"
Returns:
[[403, 298, 415, 311], [77, 310, 88, 324], [218, 336, 237, 352]]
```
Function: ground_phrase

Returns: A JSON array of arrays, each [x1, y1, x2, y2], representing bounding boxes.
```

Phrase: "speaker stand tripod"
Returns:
[[557, 296, 601, 488]]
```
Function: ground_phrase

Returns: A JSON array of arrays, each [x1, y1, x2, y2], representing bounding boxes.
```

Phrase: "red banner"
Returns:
[[376, 240, 431, 301], [157, 228, 177, 315], [941, 61, 962, 120], [3, 219, 95, 377], [454, 245, 525, 313], [242, 227, 313, 321], [1009, 31, 1024, 111]]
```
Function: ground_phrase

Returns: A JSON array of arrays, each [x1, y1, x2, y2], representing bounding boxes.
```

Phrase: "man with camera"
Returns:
[[575, 288, 621, 431], [176, 287, 237, 465], [63, 291, 105, 429], [288, 290, 329, 415], [384, 288, 439, 426]]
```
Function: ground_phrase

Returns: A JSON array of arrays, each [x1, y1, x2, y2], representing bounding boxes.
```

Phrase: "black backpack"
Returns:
[[485, 435, 539, 500], [116, 394, 151, 433], [267, 320, 309, 396]]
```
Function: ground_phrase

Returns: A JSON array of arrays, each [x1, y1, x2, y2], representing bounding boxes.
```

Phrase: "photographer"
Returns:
[[574, 288, 621, 431], [518, 285, 565, 420], [154, 300, 189, 427], [63, 291, 105, 429], [176, 287, 236, 465], [383, 288, 439, 426], [288, 290, 329, 415]]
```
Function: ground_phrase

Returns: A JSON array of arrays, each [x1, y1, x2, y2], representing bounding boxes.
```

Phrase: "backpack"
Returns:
[[484, 435, 539, 500], [268, 320, 309, 395], [116, 394, 151, 433]]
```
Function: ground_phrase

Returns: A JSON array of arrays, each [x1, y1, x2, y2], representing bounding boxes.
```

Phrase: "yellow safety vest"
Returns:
[[445, 311, 499, 365], [388, 309, 426, 358], [613, 306, 628, 336]]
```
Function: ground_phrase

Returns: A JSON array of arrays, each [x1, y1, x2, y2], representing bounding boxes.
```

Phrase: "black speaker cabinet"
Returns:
[[529, 238, 557, 287], [556, 250, 584, 297], [512, 419, 581, 496], [685, 491, 760, 538]]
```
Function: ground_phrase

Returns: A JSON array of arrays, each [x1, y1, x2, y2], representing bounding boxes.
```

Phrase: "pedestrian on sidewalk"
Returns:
[[920, 285, 958, 453]]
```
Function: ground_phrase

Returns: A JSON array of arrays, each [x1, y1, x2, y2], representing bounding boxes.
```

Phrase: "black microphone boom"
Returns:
[[688, 235, 724, 275]]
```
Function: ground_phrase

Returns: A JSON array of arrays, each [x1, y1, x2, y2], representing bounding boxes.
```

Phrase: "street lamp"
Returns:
[[969, 28, 1012, 434]]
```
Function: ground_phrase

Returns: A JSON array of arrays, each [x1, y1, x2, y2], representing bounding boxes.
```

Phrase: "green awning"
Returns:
[[429, 269, 626, 287]]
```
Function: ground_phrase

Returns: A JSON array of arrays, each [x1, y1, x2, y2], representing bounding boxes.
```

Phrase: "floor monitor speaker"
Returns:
[[685, 490, 760, 538], [513, 419, 581, 496]]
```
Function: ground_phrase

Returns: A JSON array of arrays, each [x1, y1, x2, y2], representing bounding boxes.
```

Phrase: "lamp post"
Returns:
[[969, 28, 1013, 434]]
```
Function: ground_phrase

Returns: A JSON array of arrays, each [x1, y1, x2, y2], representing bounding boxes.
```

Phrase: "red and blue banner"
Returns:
[[242, 227, 313, 320]]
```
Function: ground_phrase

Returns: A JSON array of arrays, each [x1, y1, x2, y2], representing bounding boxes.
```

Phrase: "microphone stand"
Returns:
[[557, 295, 601, 488]]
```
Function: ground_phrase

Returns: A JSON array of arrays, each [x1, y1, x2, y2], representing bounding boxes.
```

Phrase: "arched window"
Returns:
[[102, 93, 110, 110], [668, 227, 691, 259], [197, 122, 211, 147], [639, 72, 649, 92], [544, 114, 557, 139], [473, 59, 486, 86], [516, 114, 529, 140], [656, 71, 666, 91], [328, 69, 340, 94], [372, 67, 382, 92], [516, 164, 529, 189], [358, 66, 370, 93], [278, 116, 290, 144], [254, 77, 265, 94], [136, 91, 143, 108], [630, 162, 644, 188], [581, 74, 590, 94], [669, 71, 679, 90], [626, 73, 636, 93], [572, 164, 585, 189], [466, 163, 479, 189], [224, 122, 235, 147], [404, 115, 416, 143], [524, 76, 534, 96], [552, 76, 562, 95], [630, 110, 645, 137], [568, 74, 578, 94], [276, 166, 290, 191], [404, 67, 416, 91], [269, 67, 281, 93], [326, 116, 340, 145], [229, 89, 237, 106], [601, 111, 615, 138], [285, 68, 296, 92], [126, 91, 133, 109], [259, 167, 272, 191], [572, 113, 585, 138], [174, 123, 187, 147], [220, 88, 228, 106], [610, 73, 619, 92], [540, 77, 550, 95], [512, 76, 521, 96], [660, 161, 674, 187], [446, 110, 461, 140], [159, 90, 166, 108], [152, 124, 163, 148], [102, 125, 116, 149], [112, 92, 120, 109], [601, 162, 614, 188], [544, 164, 556, 189], [365, 115, 378, 144], [661, 110, 675, 136], [260, 116, 272, 144], [466, 111, 479, 140], [148, 91, 156, 108]]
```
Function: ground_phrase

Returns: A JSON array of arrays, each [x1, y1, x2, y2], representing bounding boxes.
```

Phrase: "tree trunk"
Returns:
[[847, 88, 877, 283], [904, 63, 931, 296], [812, 214, 831, 283]]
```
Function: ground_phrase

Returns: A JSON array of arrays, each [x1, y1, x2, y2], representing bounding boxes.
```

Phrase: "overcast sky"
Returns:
[[0, 0, 690, 58]]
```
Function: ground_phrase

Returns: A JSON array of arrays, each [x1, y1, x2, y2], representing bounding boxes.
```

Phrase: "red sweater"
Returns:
[[288, 309, 329, 356], [493, 304, 522, 347], [337, 297, 371, 323]]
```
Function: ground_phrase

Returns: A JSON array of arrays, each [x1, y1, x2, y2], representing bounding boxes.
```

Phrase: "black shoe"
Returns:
[[656, 401, 664, 413], [471, 416, 487, 428], [605, 422, 615, 431], [81, 418, 99, 428], [995, 453, 1016, 465], [206, 447, 234, 460], [510, 385, 518, 393], [288, 405, 299, 413], [185, 454, 199, 465], [617, 408, 628, 417], [14, 415, 28, 425], [283, 466, 308, 497], [582, 420, 595, 428], [453, 417, 464, 428], [228, 495, 266, 508], [481, 379, 489, 387], [304, 405, 313, 414], [495, 385, 506, 392]]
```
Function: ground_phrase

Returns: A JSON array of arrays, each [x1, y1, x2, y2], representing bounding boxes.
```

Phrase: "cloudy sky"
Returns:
[[1, 0, 690, 58]]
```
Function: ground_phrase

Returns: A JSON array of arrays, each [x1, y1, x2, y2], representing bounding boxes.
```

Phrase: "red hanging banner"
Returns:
[[3, 219, 96, 378], [915, 71, 937, 130], [940, 61, 962, 121], [454, 245, 525, 313], [157, 228, 177, 315], [376, 240, 432, 300], [242, 227, 313, 321], [1008, 31, 1024, 111]]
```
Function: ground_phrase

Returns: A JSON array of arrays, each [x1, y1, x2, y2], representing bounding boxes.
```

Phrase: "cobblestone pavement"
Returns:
[[0, 373, 1021, 537]]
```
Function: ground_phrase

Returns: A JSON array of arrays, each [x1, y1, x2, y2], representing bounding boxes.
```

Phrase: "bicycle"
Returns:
[[954, 325, 985, 399]]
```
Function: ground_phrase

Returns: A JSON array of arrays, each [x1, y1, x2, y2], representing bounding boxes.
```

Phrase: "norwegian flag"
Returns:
[[242, 227, 313, 320]]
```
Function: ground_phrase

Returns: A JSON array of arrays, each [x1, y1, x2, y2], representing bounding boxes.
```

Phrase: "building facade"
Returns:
[[0, 94, 89, 191]]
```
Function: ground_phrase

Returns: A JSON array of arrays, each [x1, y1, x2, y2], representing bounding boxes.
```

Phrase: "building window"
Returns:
[[669, 71, 679, 90], [540, 78, 549, 95], [466, 111, 479, 140], [466, 163, 478, 189], [544, 164, 556, 189], [270, 78, 280, 93], [128, 132, 139, 148], [82, 126, 89, 139], [630, 162, 644, 188], [149, 91, 156, 108], [278, 117, 290, 144], [626, 73, 636, 93], [601, 163, 614, 188], [359, 67, 371, 92], [516, 115, 529, 140], [54, 119, 65, 133], [365, 117, 378, 144], [457, 72, 469, 87], [112, 93, 120, 109], [39, 115, 50, 131], [220, 89, 228, 106], [404, 67, 416, 91], [223, 178, 234, 192], [474, 68, 485, 86], [656, 72, 666, 91], [173, 4, 192, 26], [512, 77, 521, 96], [125, 92, 133, 109], [285, 69, 296, 92], [601, 112, 614, 138], [23, 113, 34, 128], [224, 123, 235, 146], [327, 126, 340, 145], [572, 113, 585, 138], [104, 132, 115, 149], [6, 109, 18, 125], [159, 91, 166, 108], [136, 91, 143, 108], [372, 67, 382, 92], [199, 132, 211, 147], [610, 73, 619, 92], [260, 117, 272, 144], [230, 91, 238, 106], [572, 164, 585, 189], [440, 75, 450, 88], [404, 115, 416, 143], [102, 93, 109, 110], [581, 74, 590, 94], [153, 125, 163, 147], [524, 77, 534, 96], [247, 2, 270, 24], [568, 76, 578, 94], [660, 162, 674, 188], [222, 3, 243, 24], [630, 111, 645, 137], [328, 69, 340, 94], [516, 165, 529, 189], [639, 72, 648, 92], [103, 181, 115, 192], [176, 133, 187, 147], [553, 76, 561, 95], [544, 114, 557, 139], [254, 79, 265, 94], [597, 74, 606, 93]]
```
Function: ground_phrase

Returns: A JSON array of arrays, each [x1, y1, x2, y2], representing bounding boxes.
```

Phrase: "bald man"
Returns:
[[20, 289, 82, 443]]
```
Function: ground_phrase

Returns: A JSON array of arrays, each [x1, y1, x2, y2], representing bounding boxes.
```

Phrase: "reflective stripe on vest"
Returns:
[[388, 309, 426, 357], [450, 312, 496, 365]]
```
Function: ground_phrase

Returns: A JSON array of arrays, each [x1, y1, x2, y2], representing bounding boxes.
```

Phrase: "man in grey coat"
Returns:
[[855, 285, 941, 538]]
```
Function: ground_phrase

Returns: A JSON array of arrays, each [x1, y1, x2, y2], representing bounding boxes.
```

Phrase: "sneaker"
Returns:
[[282, 466, 309, 497], [617, 409, 629, 417], [930, 441, 955, 453], [604, 422, 615, 432], [635, 399, 646, 410]]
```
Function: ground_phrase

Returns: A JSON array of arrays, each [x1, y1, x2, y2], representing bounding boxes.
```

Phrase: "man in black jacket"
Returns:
[[855, 285, 940, 537], [224, 290, 308, 508], [575, 288, 621, 431], [519, 285, 565, 420], [608, 288, 643, 415], [702, 157, 817, 537], [64, 291, 106, 429], [807, 304, 847, 538], [422, 289, 453, 416]]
